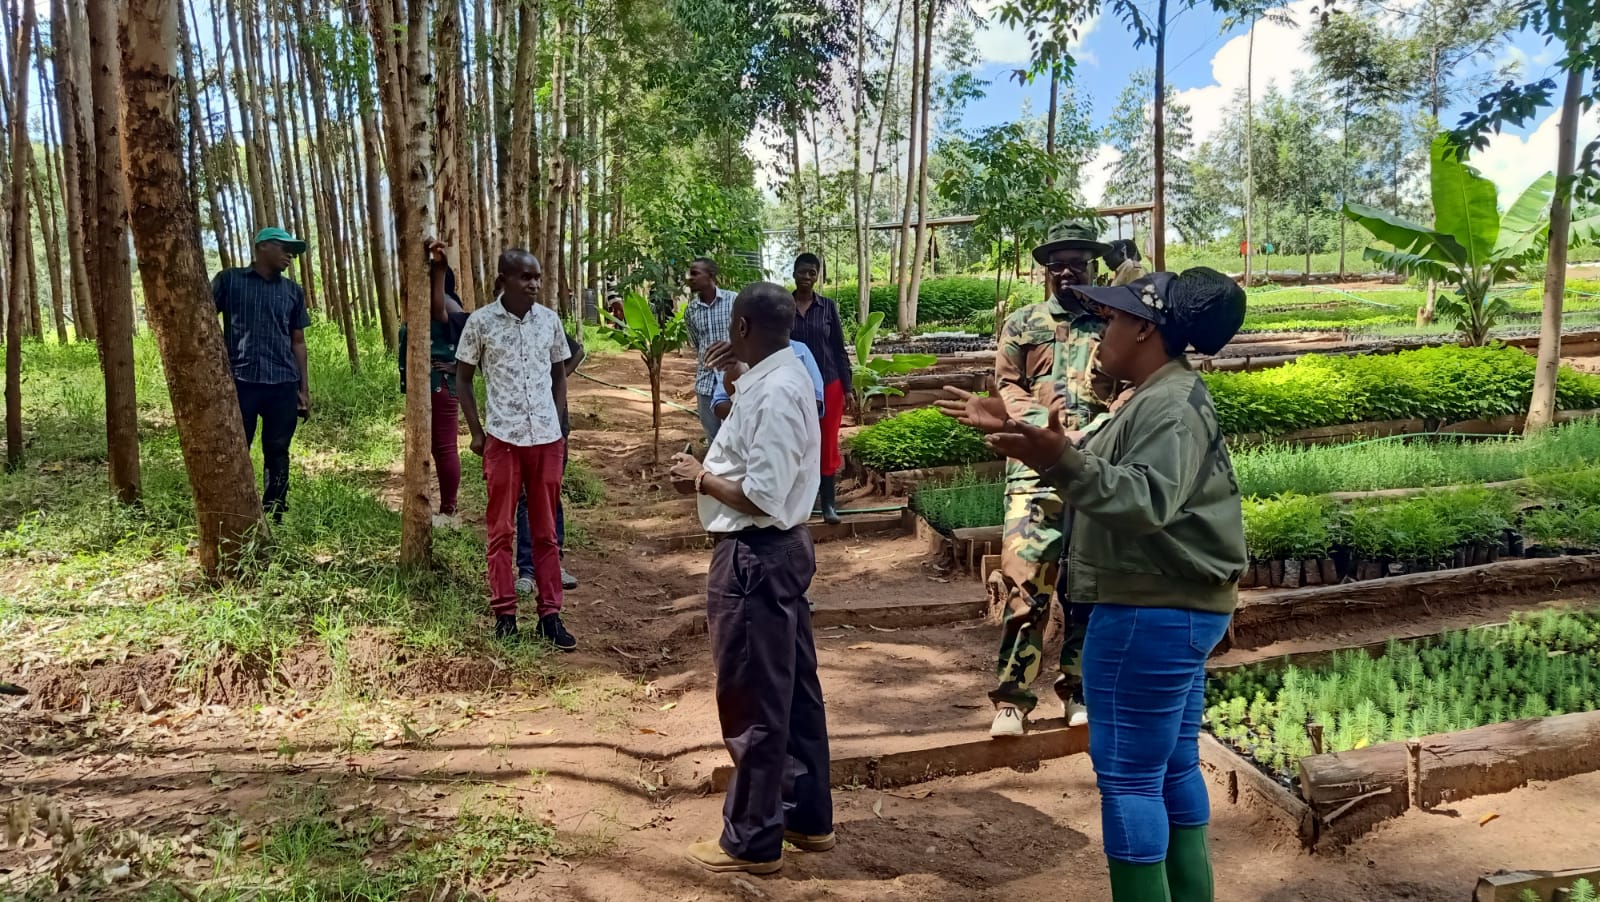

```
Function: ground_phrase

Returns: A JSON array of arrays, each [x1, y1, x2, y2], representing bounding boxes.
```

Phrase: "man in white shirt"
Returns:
[[669, 282, 834, 875], [455, 249, 574, 649]]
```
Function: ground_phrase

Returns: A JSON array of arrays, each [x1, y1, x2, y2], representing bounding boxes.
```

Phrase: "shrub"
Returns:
[[1204, 345, 1600, 435], [847, 406, 994, 472], [1242, 494, 1335, 560], [830, 277, 1042, 327]]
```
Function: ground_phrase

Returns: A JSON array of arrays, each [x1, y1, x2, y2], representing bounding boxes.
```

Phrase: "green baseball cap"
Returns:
[[254, 227, 307, 256], [1032, 220, 1110, 265]]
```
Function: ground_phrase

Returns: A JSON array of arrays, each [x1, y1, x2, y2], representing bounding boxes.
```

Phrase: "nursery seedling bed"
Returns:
[[1231, 408, 1600, 448], [1299, 709, 1600, 849], [1199, 328, 1600, 374], [863, 459, 1005, 496], [1197, 733, 1318, 849], [1226, 553, 1600, 651]]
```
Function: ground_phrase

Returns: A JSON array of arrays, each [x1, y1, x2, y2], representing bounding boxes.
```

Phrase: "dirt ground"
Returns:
[[6, 346, 1600, 900]]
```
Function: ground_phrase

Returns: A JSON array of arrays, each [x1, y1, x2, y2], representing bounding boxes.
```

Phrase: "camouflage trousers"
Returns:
[[990, 489, 1088, 713]]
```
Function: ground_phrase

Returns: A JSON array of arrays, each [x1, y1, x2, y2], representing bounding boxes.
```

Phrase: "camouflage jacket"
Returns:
[[995, 296, 1118, 494]]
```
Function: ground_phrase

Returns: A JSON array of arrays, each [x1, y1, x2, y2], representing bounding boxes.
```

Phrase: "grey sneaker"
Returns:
[[561, 567, 578, 590], [515, 574, 535, 595]]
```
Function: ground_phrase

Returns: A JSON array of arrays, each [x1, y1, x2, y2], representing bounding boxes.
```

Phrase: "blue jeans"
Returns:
[[517, 441, 569, 578], [1083, 604, 1232, 864], [696, 392, 721, 444]]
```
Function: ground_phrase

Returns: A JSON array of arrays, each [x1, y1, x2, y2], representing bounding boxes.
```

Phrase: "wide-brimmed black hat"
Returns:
[[1069, 273, 1174, 324], [1031, 220, 1111, 265]]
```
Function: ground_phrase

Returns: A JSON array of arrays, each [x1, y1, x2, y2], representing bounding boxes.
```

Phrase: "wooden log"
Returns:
[[709, 721, 1088, 792], [1197, 734, 1317, 848], [1300, 709, 1600, 849], [1228, 553, 1600, 651], [879, 459, 1004, 496], [1476, 867, 1600, 902]]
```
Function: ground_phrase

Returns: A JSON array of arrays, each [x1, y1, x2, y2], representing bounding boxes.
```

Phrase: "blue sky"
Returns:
[[957, 0, 1599, 204]]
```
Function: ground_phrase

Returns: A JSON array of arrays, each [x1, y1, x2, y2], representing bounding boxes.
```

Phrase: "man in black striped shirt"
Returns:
[[212, 227, 311, 522]]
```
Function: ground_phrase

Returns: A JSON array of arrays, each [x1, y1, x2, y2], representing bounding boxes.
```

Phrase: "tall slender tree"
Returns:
[[5, 0, 35, 468], [85, 0, 142, 502], [51, 0, 95, 342], [120, 0, 264, 576]]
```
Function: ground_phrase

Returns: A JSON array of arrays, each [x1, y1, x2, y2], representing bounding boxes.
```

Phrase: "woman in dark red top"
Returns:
[[790, 253, 851, 524]]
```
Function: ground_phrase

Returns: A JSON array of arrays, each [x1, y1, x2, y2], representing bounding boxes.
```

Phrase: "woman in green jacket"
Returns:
[[942, 268, 1247, 901]]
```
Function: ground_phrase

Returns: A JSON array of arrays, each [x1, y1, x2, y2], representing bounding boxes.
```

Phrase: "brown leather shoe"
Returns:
[[685, 840, 783, 874], [783, 830, 837, 852]]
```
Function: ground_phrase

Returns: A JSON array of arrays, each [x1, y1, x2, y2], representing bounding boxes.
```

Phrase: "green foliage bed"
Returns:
[[1207, 611, 1600, 779], [1233, 421, 1600, 496], [910, 470, 1004, 533], [1205, 345, 1600, 435], [830, 276, 1044, 327], [846, 407, 994, 472]]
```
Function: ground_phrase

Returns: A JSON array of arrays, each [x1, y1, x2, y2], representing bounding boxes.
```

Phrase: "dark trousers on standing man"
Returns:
[[707, 525, 832, 863], [237, 380, 300, 517]]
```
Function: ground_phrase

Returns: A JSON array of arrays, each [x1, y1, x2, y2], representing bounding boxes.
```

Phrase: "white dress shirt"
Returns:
[[697, 346, 821, 532], [455, 299, 571, 447]]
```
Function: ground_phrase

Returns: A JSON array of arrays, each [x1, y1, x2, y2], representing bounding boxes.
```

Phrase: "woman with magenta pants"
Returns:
[[942, 268, 1249, 900], [789, 252, 850, 525]]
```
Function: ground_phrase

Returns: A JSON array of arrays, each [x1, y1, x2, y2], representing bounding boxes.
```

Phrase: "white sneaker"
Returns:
[[431, 513, 461, 529], [990, 705, 1027, 738], [1066, 700, 1089, 728], [515, 575, 535, 595]]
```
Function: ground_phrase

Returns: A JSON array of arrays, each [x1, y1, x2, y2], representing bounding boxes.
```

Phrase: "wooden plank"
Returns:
[[1299, 709, 1600, 849], [879, 459, 1004, 496], [709, 722, 1089, 792], [1227, 554, 1600, 651], [1476, 867, 1600, 902], [811, 599, 985, 630], [1197, 734, 1317, 848]]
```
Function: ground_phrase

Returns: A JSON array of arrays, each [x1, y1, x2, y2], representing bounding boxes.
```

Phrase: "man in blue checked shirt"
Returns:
[[683, 257, 736, 443], [213, 227, 311, 522]]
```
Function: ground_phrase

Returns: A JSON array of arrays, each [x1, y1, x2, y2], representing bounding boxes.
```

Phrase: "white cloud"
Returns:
[[1170, 0, 1320, 146], [1472, 104, 1600, 206], [973, 0, 1100, 68], [1082, 144, 1120, 206]]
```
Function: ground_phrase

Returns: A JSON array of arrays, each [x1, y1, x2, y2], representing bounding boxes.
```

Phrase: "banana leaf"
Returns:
[[1429, 134, 1501, 271], [1494, 172, 1555, 261], [1359, 247, 1456, 285], [1343, 202, 1468, 268]]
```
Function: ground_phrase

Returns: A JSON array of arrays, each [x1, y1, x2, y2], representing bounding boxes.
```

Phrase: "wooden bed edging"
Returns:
[[1475, 867, 1600, 902], [1226, 553, 1600, 651], [1298, 709, 1600, 850], [1197, 734, 1317, 849], [709, 722, 1089, 793]]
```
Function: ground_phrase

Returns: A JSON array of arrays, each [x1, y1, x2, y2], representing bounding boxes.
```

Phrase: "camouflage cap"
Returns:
[[1032, 220, 1111, 265]]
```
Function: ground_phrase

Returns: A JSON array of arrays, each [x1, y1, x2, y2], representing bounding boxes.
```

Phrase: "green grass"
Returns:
[[910, 469, 1004, 533], [0, 322, 571, 678], [1207, 610, 1600, 780], [1233, 421, 1600, 497]]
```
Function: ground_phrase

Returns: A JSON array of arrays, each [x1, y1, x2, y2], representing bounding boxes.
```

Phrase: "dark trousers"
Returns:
[[237, 380, 300, 517], [707, 525, 832, 863], [517, 440, 568, 577]]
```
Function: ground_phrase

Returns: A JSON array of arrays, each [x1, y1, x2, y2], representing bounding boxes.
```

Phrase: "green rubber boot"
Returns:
[[1108, 857, 1171, 902], [1165, 825, 1214, 902]]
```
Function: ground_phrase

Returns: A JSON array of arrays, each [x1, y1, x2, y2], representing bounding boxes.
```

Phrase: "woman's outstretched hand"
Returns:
[[986, 407, 1078, 473], [935, 387, 1010, 433]]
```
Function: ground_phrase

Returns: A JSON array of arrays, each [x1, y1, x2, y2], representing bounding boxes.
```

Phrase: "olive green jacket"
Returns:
[[1041, 358, 1247, 614]]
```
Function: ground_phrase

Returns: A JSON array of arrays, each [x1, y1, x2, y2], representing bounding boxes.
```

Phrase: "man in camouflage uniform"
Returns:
[[989, 220, 1115, 738]]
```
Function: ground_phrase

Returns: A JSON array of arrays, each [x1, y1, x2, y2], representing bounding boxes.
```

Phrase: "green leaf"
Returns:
[[1430, 135, 1501, 270], [1358, 247, 1456, 285], [1494, 172, 1554, 260], [1342, 203, 1465, 268]]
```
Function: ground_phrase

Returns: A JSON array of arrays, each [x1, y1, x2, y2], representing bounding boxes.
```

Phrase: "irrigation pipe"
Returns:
[[576, 371, 698, 416]]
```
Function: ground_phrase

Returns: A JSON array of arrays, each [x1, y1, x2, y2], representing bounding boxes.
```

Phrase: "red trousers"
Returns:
[[431, 386, 461, 515], [484, 435, 564, 617], [821, 379, 844, 477]]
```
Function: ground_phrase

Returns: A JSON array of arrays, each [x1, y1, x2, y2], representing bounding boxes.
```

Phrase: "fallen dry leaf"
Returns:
[[847, 644, 873, 650], [1478, 813, 1499, 827], [867, 625, 899, 633], [658, 702, 677, 711]]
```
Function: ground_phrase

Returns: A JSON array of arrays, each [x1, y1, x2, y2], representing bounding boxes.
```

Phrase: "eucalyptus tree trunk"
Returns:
[[541, 16, 566, 305], [850, 0, 867, 320], [436, 0, 475, 307], [212, 0, 251, 253], [505, 0, 536, 248], [894, 0, 922, 329], [86, 0, 143, 502], [1243, 18, 1254, 287], [120, 0, 264, 575], [51, 0, 95, 342], [1151, 0, 1168, 272], [5, 0, 35, 467], [31, 148, 67, 344], [905, 0, 936, 327], [177, 0, 233, 271], [1526, 67, 1584, 434], [370, 0, 438, 565]]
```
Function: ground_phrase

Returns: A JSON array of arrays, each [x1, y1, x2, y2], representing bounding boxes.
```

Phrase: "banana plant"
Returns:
[[608, 292, 687, 461], [850, 312, 936, 424], [1343, 134, 1600, 346]]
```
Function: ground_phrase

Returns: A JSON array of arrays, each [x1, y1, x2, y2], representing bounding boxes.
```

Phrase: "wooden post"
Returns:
[[1405, 738, 1423, 811], [1307, 721, 1325, 755]]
